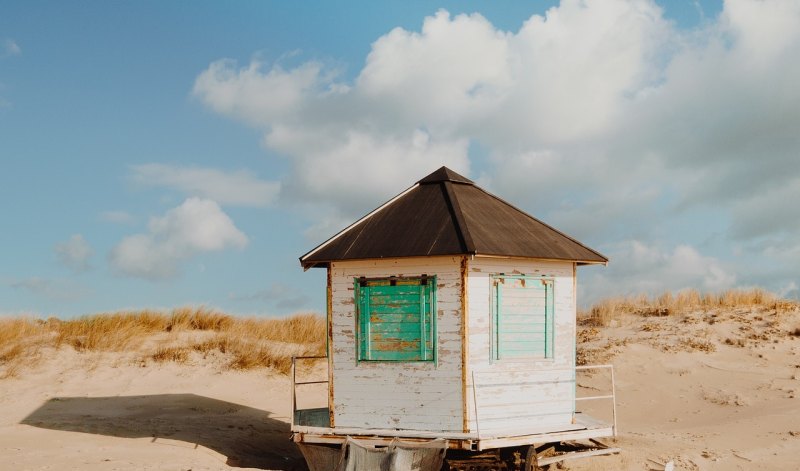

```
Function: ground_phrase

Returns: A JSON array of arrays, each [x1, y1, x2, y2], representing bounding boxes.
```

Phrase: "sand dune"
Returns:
[[572, 302, 800, 471], [2, 300, 800, 470]]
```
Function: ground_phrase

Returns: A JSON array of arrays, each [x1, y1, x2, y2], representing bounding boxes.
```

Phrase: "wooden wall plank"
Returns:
[[330, 256, 463, 432], [465, 258, 577, 433]]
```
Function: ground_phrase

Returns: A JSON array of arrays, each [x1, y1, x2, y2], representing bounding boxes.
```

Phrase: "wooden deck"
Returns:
[[291, 410, 613, 451]]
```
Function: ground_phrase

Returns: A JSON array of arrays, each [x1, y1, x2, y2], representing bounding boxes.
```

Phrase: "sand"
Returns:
[[0, 348, 305, 470], [2, 306, 800, 470], [571, 306, 800, 471]]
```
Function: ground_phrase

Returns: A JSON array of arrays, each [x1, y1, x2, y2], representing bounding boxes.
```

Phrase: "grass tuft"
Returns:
[[0, 317, 49, 378], [151, 346, 190, 364], [167, 307, 233, 332]]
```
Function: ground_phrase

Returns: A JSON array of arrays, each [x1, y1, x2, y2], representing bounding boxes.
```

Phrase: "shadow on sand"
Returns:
[[21, 393, 305, 470]]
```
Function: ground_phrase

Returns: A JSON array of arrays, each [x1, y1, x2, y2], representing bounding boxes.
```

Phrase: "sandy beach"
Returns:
[[0, 346, 305, 470], [2, 302, 800, 470]]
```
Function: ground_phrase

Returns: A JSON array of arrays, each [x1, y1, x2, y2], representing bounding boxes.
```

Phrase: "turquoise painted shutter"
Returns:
[[356, 278, 435, 361], [493, 276, 554, 359], [357, 281, 371, 360]]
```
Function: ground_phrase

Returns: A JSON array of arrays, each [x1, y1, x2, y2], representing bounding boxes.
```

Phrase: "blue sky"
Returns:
[[5, 0, 800, 318]]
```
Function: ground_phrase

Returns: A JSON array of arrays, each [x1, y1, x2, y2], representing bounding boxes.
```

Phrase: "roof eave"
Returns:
[[303, 252, 607, 269], [301, 252, 478, 269], [471, 253, 608, 265], [577, 260, 609, 266], [301, 261, 329, 270], [299, 183, 420, 265]]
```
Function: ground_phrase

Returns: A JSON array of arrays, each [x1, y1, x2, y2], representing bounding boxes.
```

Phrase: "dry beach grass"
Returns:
[[579, 288, 794, 327], [0, 307, 325, 379], [576, 288, 800, 367]]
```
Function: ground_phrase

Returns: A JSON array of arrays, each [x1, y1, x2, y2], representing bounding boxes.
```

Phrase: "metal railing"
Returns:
[[470, 364, 617, 438], [291, 358, 616, 439], [290, 355, 328, 429], [575, 364, 617, 437]]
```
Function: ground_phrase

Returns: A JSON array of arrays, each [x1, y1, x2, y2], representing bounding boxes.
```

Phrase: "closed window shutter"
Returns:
[[356, 277, 435, 361], [493, 276, 554, 360]]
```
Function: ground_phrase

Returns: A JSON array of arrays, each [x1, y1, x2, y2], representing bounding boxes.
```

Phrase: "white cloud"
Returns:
[[582, 241, 736, 305], [481, 148, 666, 241], [193, 0, 800, 223], [192, 2, 671, 221], [616, 0, 800, 203], [109, 198, 248, 279], [130, 163, 280, 207], [194, 0, 800, 297], [193, 59, 327, 126], [355, 11, 512, 133], [54, 234, 93, 272], [2, 39, 20, 57], [275, 129, 469, 216], [723, 0, 800, 64]]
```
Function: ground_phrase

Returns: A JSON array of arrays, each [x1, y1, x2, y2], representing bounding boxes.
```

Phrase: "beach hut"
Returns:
[[293, 167, 617, 469]]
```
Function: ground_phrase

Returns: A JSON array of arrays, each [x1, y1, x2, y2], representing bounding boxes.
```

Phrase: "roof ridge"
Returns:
[[442, 181, 476, 254]]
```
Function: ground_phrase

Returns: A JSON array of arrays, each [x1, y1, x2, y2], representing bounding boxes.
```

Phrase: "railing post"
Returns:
[[471, 371, 480, 441], [291, 356, 297, 429], [610, 366, 617, 439]]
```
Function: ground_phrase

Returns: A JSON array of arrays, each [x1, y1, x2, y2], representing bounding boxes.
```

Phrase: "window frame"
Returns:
[[354, 275, 437, 363], [490, 274, 555, 361]]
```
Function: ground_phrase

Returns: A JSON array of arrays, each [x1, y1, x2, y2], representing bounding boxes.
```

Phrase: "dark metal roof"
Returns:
[[300, 167, 608, 268]]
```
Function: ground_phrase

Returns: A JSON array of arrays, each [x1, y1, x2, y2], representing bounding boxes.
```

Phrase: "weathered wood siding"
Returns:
[[330, 257, 463, 432], [466, 258, 576, 434]]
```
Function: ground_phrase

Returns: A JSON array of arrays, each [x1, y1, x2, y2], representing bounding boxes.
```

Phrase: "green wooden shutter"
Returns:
[[493, 275, 554, 360], [356, 277, 435, 361]]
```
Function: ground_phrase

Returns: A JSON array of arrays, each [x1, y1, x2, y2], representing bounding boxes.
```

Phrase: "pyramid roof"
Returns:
[[300, 167, 607, 268]]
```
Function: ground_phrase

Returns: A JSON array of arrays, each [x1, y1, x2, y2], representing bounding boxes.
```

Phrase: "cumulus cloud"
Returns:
[[109, 198, 248, 279], [616, 0, 800, 206], [191, 1, 671, 224], [130, 164, 280, 207], [194, 0, 800, 296], [54, 234, 93, 272], [194, 60, 327, 126]]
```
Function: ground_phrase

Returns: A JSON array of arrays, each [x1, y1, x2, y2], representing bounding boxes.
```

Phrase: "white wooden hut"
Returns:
[[293, 167, 615, 463]]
